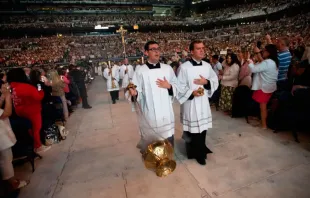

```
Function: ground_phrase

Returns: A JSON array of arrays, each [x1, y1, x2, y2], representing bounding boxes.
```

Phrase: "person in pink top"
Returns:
[[59, 70, 70, 94], [238, 50, 252, 88]]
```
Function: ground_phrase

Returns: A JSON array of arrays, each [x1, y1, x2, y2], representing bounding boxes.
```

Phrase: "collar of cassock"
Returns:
[[190, 58, 203, 66], [146, 61, 161, 69]]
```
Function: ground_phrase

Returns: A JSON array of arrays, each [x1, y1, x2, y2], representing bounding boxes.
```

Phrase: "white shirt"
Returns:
[[212, 61, 223, 76], [0, 109, 16, 150], [249, 59, 278, 93]]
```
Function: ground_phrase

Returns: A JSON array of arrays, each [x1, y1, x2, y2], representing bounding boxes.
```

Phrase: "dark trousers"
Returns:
[[81, 94, 89, 107], [110, 91, 118, 102], [183, 131, 212, 160], [79, 86, 90, 107], [167, 135, 174, 148]]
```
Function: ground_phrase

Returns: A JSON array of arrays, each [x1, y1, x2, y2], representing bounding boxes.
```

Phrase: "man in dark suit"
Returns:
[[69, 65, 92, 109]]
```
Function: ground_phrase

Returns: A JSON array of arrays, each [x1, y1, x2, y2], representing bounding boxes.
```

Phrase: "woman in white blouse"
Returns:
[[248, 44, 279, 129]]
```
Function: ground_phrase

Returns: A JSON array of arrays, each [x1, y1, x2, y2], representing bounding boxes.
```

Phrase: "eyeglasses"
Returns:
[[148, 48, 160, 52]]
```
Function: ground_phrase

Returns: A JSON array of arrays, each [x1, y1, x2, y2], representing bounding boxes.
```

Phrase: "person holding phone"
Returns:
[[248, 44, 279, 129]]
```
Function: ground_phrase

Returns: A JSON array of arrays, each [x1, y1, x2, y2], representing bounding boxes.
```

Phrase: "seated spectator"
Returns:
[[0, 84, 29, 194], [249, 44, 279, 129], [6, 68, 49, 154]]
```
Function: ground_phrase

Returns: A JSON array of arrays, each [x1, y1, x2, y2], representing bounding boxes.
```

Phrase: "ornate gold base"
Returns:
[[142, 140, 176, 177]]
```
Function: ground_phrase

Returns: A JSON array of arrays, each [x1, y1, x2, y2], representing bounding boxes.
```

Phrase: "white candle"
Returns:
[[108, 61, 111, 67], [142, 56, 144, 64]]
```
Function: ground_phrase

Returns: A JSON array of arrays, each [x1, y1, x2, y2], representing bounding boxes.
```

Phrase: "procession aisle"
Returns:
[[18, 77, 310, 198]]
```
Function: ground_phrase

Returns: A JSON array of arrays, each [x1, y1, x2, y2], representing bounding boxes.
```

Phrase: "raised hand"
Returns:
[[0, 83, 10, 97]]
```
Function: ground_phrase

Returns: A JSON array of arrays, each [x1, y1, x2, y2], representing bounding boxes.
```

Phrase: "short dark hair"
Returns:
[[7, 68, 29, 84], [212, 55, 219, 60], [265, 44, 279, 68], [29, 69, 41, 86], [189, 40, 204, 51], [144, 41, 159, 51]]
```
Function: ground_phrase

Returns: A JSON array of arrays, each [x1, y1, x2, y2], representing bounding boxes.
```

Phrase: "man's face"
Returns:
[[145, 44, 160, 63], [191, 43, 206, 60], [124, 58, 128, 65]]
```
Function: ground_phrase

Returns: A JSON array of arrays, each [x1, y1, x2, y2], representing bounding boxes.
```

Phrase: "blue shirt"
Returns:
[[277, 50, 292, 81]]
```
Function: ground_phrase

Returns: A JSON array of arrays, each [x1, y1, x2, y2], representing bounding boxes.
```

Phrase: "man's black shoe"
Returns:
[[196, 158, 206, 165], [83, 106, 92, 109]]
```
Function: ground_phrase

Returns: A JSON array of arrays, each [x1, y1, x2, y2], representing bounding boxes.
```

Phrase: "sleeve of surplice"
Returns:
[[119, 66, 125, 79], [168, 66, 178, 100], [129, 65, 135, 80], [114, 68, 120, 82], [132, 69, 143, 103], [176, 65, 194, 105], [103, 68, 109, 80], [205, 65, 219, 98]]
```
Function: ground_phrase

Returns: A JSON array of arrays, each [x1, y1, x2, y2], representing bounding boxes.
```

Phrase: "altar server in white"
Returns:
[[104, 62, 120, 104], [128, 41, 178, 150], [177, 40, 219, 165], [120, 58, 134, 90]]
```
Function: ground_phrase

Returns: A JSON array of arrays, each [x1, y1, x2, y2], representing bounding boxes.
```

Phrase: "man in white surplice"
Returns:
[[128, 41, 178, 151], [120, 58, 134, 94], [177, 40, 219, 165], [103, 63, 120, 104]]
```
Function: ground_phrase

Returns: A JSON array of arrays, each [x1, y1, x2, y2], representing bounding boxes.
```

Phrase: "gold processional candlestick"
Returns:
[[116, 25, 127, 58]]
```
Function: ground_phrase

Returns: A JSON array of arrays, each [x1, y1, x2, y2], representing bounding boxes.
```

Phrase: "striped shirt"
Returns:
[[277, 50, 292, 81]]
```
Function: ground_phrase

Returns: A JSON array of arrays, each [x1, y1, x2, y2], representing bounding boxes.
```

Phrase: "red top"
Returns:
[[10, 82, 44, 114], [61, 75, 70, 93]]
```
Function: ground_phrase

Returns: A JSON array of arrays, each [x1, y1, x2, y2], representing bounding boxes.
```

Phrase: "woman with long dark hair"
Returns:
[[7, 68, 50, 154], [218, 53, 240, 114], [249, 44, 279, 129]]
